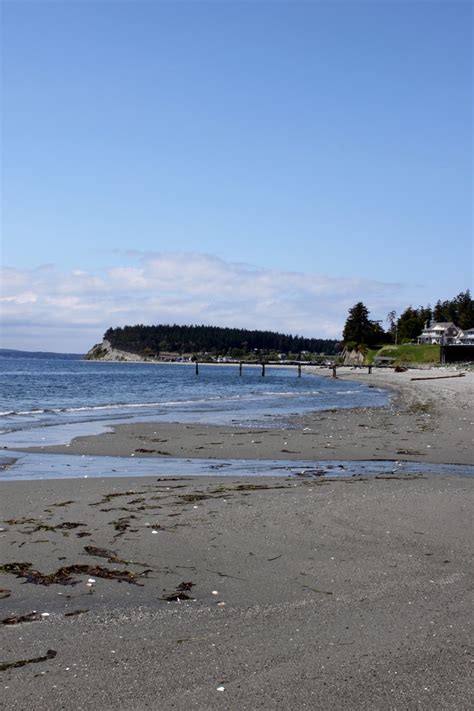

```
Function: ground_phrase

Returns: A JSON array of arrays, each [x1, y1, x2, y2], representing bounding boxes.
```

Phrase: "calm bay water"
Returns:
[[2, 355, 473, 481], [0, 355, 388, 447]]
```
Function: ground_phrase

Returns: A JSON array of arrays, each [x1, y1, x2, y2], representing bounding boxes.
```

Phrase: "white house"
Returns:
[[417, 322, 462, 345], [458, 328, 474, 345]]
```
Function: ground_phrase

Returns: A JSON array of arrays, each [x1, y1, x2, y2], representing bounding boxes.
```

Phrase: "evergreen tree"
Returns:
[[397, 306, 432, 342], [342, 302, 386, 346], [431, 290, 473, 329], [456, 290, 474, 329]]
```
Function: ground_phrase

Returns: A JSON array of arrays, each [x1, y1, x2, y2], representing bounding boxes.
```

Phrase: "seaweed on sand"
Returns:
[[110, 516, 138, 537], [90, 491, 142, 506], [83, 546, 148, 567], [0, 562, 151, 586], [4, 519, 86, 534], [161, 581, 195, 602], [2, 612, 42, 625], [0, 649, 57, 672]]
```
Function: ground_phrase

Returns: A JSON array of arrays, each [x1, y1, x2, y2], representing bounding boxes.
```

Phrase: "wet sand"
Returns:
[[21, 367, 474, 466], [1, 473, 473, 709]]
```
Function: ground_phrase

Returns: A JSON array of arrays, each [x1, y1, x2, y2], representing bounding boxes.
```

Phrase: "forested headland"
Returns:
[[101, 324, 340, 359], [86, 290, 473, 362]]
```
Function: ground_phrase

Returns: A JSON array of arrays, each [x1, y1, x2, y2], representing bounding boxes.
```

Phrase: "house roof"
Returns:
[[422, 322, 457, 331]]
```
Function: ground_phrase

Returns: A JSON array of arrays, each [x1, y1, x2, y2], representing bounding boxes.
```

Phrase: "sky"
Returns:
[[1, 0, 472, 353]]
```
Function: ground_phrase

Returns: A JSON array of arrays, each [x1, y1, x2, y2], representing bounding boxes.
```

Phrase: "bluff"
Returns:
[[85, 340, 154, 362], [85, 324, 340, 360]]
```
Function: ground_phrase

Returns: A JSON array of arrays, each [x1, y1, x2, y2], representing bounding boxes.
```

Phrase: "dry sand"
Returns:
[[1, 367, 473, 709], [23, 366, 474, 466]]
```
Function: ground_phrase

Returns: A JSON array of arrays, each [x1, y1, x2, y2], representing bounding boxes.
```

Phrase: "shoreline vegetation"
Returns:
[[85, 337, 446, 367], [84, 292, 474, 366]]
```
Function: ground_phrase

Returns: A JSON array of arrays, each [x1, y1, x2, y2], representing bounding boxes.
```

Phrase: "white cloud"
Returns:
[[0, 252, 405, 352]]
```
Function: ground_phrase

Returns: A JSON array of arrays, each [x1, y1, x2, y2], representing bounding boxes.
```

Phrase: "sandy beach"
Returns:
[[1, 473, 473, 709], [22, 366, 474, 466], [1, 367, 473, 709]]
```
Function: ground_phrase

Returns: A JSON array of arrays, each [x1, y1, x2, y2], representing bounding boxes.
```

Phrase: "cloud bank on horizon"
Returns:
[[1, 252, 405, 353]]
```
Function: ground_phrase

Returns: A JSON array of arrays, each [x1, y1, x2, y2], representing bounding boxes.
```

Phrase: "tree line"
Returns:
[[343, 290, 473, 347], [101, 290, 472, 356], [103, 324, 340, 357]]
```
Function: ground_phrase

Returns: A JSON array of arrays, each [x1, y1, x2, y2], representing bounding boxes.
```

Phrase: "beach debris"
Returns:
[[161, 581, 195, 602], [410, 373, 465, 381], [137, 448, 172, 455], [205, 568, 246, 581], [0, 562, 33, 575], [302, 585, 333, 595], [297, 469, 326, 477], [374, 474, 424, 480], [83, 545, 127, 564], [208, 483, 287, 494], [50, 501, 75, 507], [156, 477, 191, 482], [267, 554, 282, 562], [2, 611, 42, 625], [64, 609, 89, 617], [110, 516, 138, 537], [216, 686, 225, 691], [90, 490, 142, 506], [176, 635, 208, 644], [0, 562, 151, 586], [217, 602, 226, 607], [0, 649, 57, 672], [178, 493, 214, 503], [396, 449, 425, 456], [4, 518, 86, 534], [211, 590, 219, 595], [0, 589, 11, 599]]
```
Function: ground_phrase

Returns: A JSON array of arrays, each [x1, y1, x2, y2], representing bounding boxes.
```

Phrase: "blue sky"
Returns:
[[1, 0, 472, 351]]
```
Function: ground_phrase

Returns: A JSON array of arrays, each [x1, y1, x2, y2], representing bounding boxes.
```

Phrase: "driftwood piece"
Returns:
[[410, 373, 465, 381]]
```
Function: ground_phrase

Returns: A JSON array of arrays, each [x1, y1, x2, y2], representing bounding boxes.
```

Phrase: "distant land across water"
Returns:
[[0, 348, 84, 360]]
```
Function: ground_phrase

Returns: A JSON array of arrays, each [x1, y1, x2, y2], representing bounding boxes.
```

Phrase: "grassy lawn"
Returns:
[[374, 344, 440, 365]]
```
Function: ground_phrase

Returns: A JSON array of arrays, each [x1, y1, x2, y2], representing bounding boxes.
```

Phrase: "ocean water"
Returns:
[[0, 355, 388, 448], [2, 355, 472, 482]]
